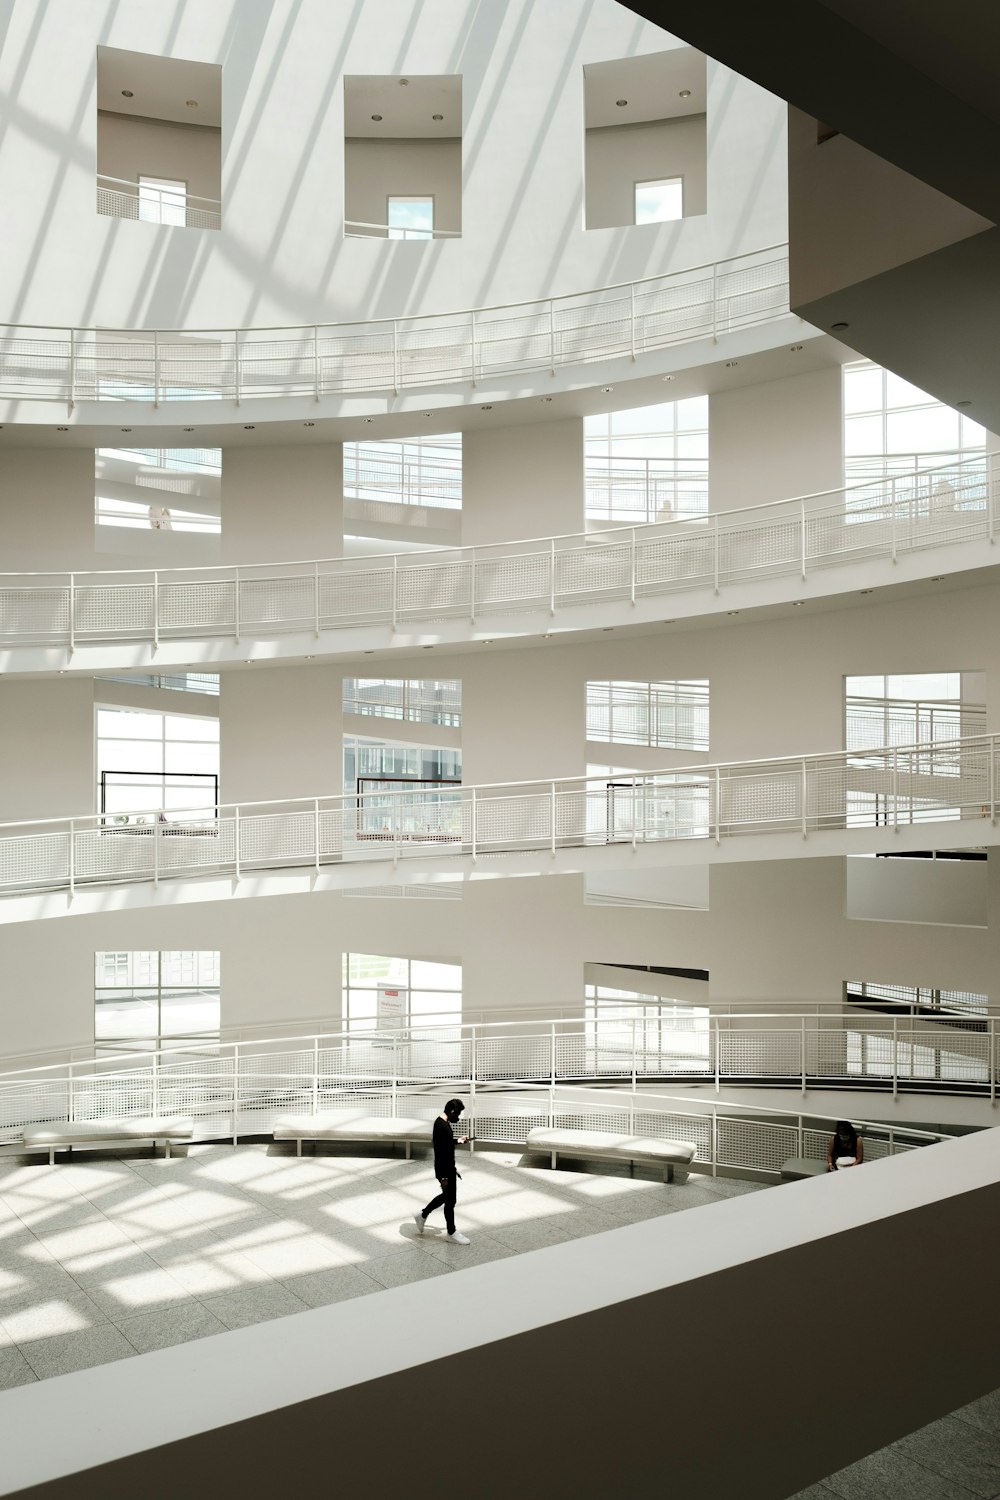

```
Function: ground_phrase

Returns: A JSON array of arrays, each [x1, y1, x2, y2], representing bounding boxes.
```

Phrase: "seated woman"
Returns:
[[828, 1119, 863, 1171]]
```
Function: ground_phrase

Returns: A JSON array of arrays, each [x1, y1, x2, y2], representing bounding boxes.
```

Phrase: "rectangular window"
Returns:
[[584, 983, 710, 1071], [342, 953, 461, 1035], [845, 979, 987, 1018], [343, 679, 461, 727], [387, 196, 434, 240], [634, 177, 683, 225], [139, 176, 187, 228], [96, 705, 219, 820], [587, 680, 709, 750], [95, 950, 220, 1051], [95, 446, 221, 534], [584, 397, 708, 523]]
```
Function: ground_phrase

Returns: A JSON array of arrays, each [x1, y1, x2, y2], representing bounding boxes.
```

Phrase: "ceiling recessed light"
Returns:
[[679, 89, 691, 98], [480, 404, 493, 411], [602, 627, 613, 632], [725, 361, 739, 368], [930, 575, 945, 582], [859, 588, 874, 596], [186, 99, 198, 108], [481, 639, 494, 644], [120, 427, 131, 433], [56, 426, 68, 432], [423, 412, 432, 418], [792, 601, 803, 607], [244, 659, 254, 665], [601, 386, 613, 393], [364, 650, 375, 654], [790, 344, 803, 352], [727, 610, 740, 616], [956, 400, 972, 408], [662, 620, 676, 624], [183, 427, 195, 432], [422, 644, 433, 649], [541, 396, 552, 403], [121, 89, 133, 98], [662, 374, 675, 382], [243, 424, 255, 430], [616, 99, 628, 107], [364, 416, 374, 423], [371, 113, 382, 121], [305, 655, 315, 660], [399, 78, 409, 86], [831, 321, 849, 331], [303, 421, 315, 427], [432, 113, 444, 121]]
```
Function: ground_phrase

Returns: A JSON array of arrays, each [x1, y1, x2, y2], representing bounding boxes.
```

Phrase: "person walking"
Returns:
[[414, 1098, 471, 1244]]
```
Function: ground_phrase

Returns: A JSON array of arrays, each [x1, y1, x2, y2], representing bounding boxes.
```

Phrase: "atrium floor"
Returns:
[[0, 1140, 758, 1385]]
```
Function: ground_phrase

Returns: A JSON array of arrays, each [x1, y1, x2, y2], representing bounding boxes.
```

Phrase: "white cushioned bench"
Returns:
[[525, 1127, 698, 1184], [273, 1113, 433, 1158], [21, 1116, 194, 1165]]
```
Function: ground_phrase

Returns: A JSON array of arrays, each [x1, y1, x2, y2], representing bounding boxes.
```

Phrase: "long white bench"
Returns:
[[780, 1157, 830, 1181], [525, 1127, 698, 1184], [21, 1116, 194, 1165], [273, 1113, 433, 1158]]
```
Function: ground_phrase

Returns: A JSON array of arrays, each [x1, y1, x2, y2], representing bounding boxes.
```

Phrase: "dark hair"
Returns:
[[834, 1120, 858, 1151], [444, 1098, 465, 1117]]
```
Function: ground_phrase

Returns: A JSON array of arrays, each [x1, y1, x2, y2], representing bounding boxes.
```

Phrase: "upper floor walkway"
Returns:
[[0, 246, 790, 425], [2, 733, 997, 920], [0, 455, 995, 675]]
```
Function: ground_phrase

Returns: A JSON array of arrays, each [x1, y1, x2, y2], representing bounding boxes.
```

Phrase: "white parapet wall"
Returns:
[[0, 1129, 998, 1498]]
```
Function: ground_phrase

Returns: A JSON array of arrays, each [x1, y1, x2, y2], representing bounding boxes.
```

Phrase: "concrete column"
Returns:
[[461, 417, 583, 545], [221, 443, 343, 564], [460, 650, 584, 786], [709, 366, 843, 510], [220, 664, 342, 804]]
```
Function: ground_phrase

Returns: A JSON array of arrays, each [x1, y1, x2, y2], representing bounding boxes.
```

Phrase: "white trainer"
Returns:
[[447, 1230, 471, 1245], [413, 1212, 426, 1235]]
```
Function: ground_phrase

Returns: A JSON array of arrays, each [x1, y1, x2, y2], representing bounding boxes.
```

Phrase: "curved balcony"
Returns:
[[0, 245, 788, 413], [1, 735, 997, 913], [0, 457, 993, 672]]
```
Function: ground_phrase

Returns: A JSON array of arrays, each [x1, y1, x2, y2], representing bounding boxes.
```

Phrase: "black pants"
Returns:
[[423, 1175, 457, 1235]]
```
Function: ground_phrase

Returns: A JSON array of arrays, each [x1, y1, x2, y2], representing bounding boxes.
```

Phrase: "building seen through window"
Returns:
[[95, 950, 220, 1051]]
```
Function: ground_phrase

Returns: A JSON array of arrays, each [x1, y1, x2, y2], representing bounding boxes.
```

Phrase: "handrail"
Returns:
[[95, 174, 222, 210], [344, 219, 462, 239], [0, 243, 790, 405], [0, 734, 995, 900], [0, 456, 993, 653]]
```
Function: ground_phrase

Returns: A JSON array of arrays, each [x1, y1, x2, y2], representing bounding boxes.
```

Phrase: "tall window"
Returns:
[[343, 679, 461, 727], [585, 983, 710, 1069], [387, 196, 434, 240], [844, 361, 985, 482], [95, 950, 220, 1051], [344, 737, 461, 792], [585, 398, 708, 523], [96, 707, 220, 819], [342, 953, 461, 1033], [634, 176, 683, 224], [587, 680, 709, 751], [138, 176, 187, 227]]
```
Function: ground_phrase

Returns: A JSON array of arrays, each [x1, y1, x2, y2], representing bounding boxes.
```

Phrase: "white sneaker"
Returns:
[[413, 1212, 426, 1235], [447, 1230, 470, 1245]]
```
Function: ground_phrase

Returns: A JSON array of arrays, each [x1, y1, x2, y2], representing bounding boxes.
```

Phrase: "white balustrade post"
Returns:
[[469, 1025, 477, 1152], [470, 309, 478, 387], [892, 1017, 899, 1100], [549, 538, 556, 614], [797, 1113, 804, 1157], [714, 1018, 720, 1093], [990, 1018, 996, 1106], [989, 450, 997, 544], [710, 1107, 718, 1177], [550, 1023, 556, 1092], [630, 528, 636, 605], [312, 561, 321, 637], [67, 1063, 75, 1123], [548, 299, 556, 375], [631, 780, 637, 852], [629, 282, 636, 362], [153, 812, 160, 887], [68, 573, 75, 654], [233, 332, 241, 406], [800, 498, 807, 581], [232, 1044, 240, 1146], [312, 1037, 320, 1116], [391, 554, 398, 631], [68, 819, 75, 898], [801, 759, 808, 838], [68, 327, 77, 410], [710, 262, 719, 342], [714, 766, 721, 845], [713, 512, 720, 594], [631, 1017, 637, 1093], [152, 1049, 161, 1122], [469, 547, 477, 624], [234, 567, 241, 645], [392, 319, 400, 396], [990, 738, 996, 825], [391, 1038, 398, 1119], [801, 1016, 807, 1096], [550, 782, 557, 856], [152, 571, 159, 650], [153, 330, 160, 408], [890, 487, 897, 563], [313, 326, 321, 402], [234, 806, 241, 880], [892, 746, 899, 831], [470, 785, 477, 861], [314, 799, 321, 875]]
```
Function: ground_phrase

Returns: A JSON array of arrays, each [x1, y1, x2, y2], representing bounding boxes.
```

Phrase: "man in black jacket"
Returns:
[[414, 1098, 471, 1244]]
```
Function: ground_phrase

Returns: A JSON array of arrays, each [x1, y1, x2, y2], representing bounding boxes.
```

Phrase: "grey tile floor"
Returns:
[[787, 1391, 1000, 1499], [0, 1141, 759, 1385]]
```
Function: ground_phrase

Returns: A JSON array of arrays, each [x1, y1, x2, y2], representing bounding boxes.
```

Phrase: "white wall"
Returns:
[[709, 365, 844, 509], [344, 139, 461, 234], [96, 113, 222, 205], [462, 417, 583, 545], [220, 664, 342, 804], [0, 2, 787, 328], [0, 679, 94, 823], [846, 857, 988, 928], [221, 443, 343, 564], [585, 115, 707, 229]]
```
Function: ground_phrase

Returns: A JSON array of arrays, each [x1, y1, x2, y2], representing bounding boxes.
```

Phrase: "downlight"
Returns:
[[679, 89, 691, 98], [831, 321, 849, 331], [616, 99, 627, 107], [121, 89, 133, 98], [371, 114, 382, 122], [432, 113, 444, 121]]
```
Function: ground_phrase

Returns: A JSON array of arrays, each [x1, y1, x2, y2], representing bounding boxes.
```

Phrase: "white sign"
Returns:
[[377, 985, 407, 1031]]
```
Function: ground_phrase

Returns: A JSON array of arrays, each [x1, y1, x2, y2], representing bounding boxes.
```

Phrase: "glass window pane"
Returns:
[[844, 414, 884, 455], [843, 365, 884, 415], [95, 991, 158, 1040], [410, 960, 461, 990], [97, 710, 161, 739], [884, 371, 932, 408], [886, 406, 959, 453], [165, 715, 219, 741], [634, 177, 683, 224], [160, 988, 220, 1037], [387, 197, 434, 240]]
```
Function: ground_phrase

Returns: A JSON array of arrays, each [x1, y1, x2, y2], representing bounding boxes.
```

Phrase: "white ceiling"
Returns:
[[344, 75, 462, 139], [97, 46, 221, 129], [584, 48, 707, 130]]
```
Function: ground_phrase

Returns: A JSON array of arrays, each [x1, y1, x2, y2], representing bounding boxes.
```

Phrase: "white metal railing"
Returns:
[[94, 498, 221, 534], [0, 1013, 972, 1170], [585, 456, 709, 525], [0, 455, 994, 651], [343, 443, 463, 509], [0, 243, 788, 405], [96, 175, 221, 232], [344, 220, 462, 240], [103, 446, 222, 474], [95, 671, 220, 696], [846, 697, 986, 751], [0, 734, 996, 899], [587, 680, 709, 751], [343, 677, 462, 725]]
